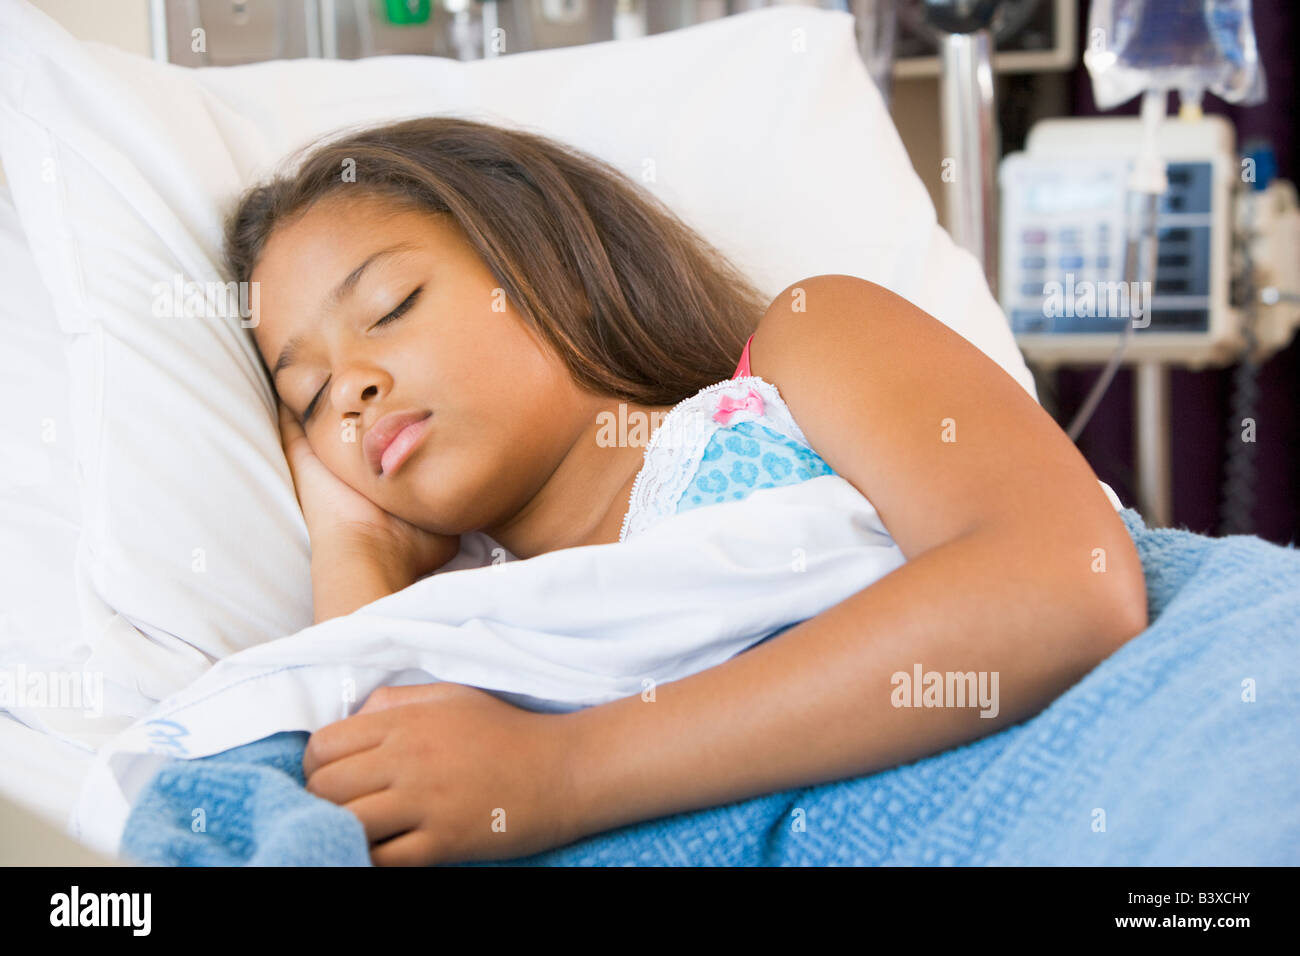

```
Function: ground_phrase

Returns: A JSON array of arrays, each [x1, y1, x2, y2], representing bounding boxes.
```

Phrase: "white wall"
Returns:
[[30, 0, 151, 54]]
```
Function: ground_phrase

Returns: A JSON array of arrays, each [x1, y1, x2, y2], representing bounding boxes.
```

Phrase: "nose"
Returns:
[[331, 364, 389, 417]]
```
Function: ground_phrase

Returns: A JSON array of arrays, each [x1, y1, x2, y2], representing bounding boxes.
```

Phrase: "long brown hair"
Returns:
[[222, 115, 768, 406]]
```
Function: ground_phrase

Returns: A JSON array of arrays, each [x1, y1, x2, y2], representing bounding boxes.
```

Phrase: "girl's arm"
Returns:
[[309, 535, 419, 624], [552, 274, 1148, 844]]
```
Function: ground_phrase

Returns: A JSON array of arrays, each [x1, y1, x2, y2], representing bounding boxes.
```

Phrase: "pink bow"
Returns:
[[712, 387, 764, 425]]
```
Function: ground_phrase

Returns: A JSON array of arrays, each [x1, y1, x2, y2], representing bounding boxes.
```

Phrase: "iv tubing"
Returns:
[[1066, 88, 1169, 442]]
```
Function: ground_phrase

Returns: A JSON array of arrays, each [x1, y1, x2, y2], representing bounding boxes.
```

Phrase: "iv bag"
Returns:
[[1084, 0, 1267, 111]]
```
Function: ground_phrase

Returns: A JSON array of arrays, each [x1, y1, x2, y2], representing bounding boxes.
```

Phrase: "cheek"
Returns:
[[426, 320, 561, 417], [311, 426, 362, 478], [408, 306, 585, 483], [451, 302, 551, 374]]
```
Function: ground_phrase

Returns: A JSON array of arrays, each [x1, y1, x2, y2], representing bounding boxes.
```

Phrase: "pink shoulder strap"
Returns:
[[732, 333, 755, 379]]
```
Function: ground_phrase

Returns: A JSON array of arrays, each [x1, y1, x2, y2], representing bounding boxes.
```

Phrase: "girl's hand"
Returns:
[[277, 400, 461, 580], [302, 683, 584, 865]]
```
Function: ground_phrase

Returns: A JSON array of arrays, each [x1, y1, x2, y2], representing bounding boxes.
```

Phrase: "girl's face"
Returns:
[[249, 192, 602, 537]]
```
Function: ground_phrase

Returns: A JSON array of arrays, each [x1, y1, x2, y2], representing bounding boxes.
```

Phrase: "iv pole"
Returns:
[[922, 0, 1005, 300], [922, 1, 1174, 527]]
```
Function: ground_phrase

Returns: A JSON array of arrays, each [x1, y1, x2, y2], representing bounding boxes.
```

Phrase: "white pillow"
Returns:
[[0, 183, 83, 677], [0, 182, 191, 744], [0, 1, 1037, 706]]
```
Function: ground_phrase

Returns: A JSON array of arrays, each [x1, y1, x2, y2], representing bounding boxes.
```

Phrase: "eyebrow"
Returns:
[[271, 242, 418, 382]]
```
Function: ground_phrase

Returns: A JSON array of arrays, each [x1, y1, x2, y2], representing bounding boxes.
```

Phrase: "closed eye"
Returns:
[[371, 285, 423, 330], [301, 381, 326, 423]]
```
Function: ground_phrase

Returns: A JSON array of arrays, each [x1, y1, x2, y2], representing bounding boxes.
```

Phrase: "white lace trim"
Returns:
[[618, 375, 815, 543]]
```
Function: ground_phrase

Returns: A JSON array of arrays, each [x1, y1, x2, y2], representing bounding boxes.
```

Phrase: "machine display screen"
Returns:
[[1003, 159, 1213, 335], [1022, 178, 1119, 215]]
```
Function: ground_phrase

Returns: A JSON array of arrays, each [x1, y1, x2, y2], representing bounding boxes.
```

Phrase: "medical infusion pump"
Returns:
[[999, 115, 1300, 369]]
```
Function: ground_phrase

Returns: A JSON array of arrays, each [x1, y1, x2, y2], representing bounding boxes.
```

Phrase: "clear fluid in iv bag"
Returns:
[[1085, 0, 1266, 110]]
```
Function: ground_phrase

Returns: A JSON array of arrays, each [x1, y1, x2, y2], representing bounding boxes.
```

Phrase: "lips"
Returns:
[[363, 409, 433, 476]]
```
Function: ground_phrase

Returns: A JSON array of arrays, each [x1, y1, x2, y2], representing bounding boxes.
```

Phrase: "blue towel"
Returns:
[[119, 507, 1300, 866]]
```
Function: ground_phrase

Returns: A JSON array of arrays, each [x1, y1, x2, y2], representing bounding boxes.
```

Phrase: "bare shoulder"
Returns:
[[746, 274, 1130, 562]]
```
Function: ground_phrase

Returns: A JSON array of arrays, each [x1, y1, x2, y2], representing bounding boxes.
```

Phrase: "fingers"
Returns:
[[276, 398, 303, 446], [276, 398, 312, 474], [358, 682, 453, 715], [302, 714, 387, 778], [276, 401, 302, 495], [369, 828, 439, 867], [304, 744, 394, 808], [343, 790, 424, 849]]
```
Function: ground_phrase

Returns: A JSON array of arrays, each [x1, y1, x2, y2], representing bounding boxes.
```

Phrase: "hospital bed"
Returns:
[[1, 0, 1295, 866]]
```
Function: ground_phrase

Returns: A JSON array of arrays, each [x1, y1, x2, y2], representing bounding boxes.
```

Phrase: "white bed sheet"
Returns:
[[0, 712, 95, 831], [0, 713, 118, 865]]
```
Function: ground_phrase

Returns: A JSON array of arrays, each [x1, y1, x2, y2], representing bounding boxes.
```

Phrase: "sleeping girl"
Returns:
[[223, 115, 1148, 866]]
